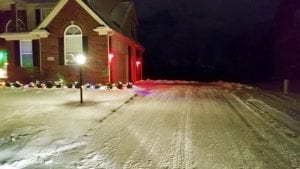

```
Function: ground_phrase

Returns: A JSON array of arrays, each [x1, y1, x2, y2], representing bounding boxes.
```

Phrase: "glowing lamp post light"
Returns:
[[76, 54, 86, 104]]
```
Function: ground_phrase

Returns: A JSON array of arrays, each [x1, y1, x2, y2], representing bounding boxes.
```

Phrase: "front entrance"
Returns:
[[0, 50, 8, 79]]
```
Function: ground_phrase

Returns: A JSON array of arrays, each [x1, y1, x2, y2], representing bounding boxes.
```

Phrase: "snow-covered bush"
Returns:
[[45, 81, 54, 88], [116, 81, 123, 89], [66, 82, 73, 88], [85, 83, 91, 89], [127, 82, 133, 88], [28, 82, 35, 88], [13, 81, 23, 88], [55, 79, 64, 88], [95, 83, 101, 89], [35, 81, 45, 88], [107, 83, 113, 90], [74, 82, 81, 89], [5, 81, 12, 87]]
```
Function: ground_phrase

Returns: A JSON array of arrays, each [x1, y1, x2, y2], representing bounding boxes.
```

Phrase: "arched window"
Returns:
[[5, 19, 27, 32], [64, 25, 83, 65]]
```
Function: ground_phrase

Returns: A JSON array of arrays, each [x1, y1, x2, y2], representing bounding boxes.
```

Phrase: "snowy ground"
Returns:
[[0, 81, 299, 169]]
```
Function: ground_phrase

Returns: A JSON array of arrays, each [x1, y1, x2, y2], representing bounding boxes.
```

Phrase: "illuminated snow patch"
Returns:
[[0, 141, 85, 169]]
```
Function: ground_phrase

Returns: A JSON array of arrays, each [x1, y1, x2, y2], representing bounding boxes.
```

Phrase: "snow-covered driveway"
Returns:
[[0, 82, 299, 169]]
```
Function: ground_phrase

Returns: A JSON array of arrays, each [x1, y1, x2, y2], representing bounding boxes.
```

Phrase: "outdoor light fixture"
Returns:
[[108, 53, 114, 82], [76, 54, 86, 104], [108, 53, 114, 63], [136, 61, 141, 66], [76, 54, 86, 65]]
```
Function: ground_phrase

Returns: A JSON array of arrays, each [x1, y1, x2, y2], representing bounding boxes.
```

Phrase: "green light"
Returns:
[[0, 50, 8, 68]]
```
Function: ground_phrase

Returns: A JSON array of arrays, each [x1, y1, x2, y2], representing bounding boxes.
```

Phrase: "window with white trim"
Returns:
[[20, 40, 33, 67], [64, 25, 83, 65]]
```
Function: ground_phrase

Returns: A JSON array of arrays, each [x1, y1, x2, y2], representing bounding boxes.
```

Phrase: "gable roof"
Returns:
[[83, 0, 137, 38], [36, 0, 138, 38], [37, 0, 109, 30], [0, 0, 142, 47], [19, 0, 58, 4]]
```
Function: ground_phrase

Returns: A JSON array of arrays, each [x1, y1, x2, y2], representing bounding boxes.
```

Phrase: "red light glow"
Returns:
[[136, 61, 141, 66], [109, 53, 114, 63]]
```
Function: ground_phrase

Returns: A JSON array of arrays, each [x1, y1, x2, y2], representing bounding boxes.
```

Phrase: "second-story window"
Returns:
[[64, 25, 83, 65]]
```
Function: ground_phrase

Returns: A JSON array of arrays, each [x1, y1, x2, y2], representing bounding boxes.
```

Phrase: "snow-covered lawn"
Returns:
[[0, 81, 299, 169]]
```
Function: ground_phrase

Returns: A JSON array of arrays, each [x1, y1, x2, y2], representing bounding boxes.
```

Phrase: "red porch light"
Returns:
[[108, 53, 114, 63], [136, 61, 141, 66], [108, 53, 114, 82]]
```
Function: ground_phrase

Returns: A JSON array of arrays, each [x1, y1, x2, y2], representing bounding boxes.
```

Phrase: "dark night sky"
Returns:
[[134, 0, 282, 82]]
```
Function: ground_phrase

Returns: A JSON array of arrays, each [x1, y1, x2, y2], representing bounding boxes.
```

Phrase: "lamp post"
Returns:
[[76, 54, 86, 104]]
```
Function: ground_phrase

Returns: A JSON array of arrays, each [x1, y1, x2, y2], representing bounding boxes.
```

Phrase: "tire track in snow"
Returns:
[[226, 92, 300, 168], [9, 84, 296, 168], [122, 88, 182, 168], [182, 88, 195, 169], [80, 91, 172, 168], [246, 98, 299, 139], [122, 96, 167, 168], [153, 87, 195, 169]]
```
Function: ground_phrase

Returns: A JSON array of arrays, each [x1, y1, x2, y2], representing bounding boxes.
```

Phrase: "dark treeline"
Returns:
[[138, 10, 275, 82]]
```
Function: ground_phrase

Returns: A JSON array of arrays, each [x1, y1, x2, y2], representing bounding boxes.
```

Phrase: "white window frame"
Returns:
[[20, 40, 33, 67], [64, 25, 83, 65]]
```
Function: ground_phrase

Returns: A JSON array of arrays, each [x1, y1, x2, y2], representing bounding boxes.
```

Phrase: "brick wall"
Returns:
[[110, 35, 129, 82], [6, 41, 40, 83], [4, 0, 143, 84], [40, 0, 109, 83]]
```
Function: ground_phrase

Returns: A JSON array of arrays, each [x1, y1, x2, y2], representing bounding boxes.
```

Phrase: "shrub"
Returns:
[[107, 83, 113, 90], [5, 81, 11, 87], [35, 81, 44, 88], [28, 82, 35, 88], [85, 83, 91, 89], [13, 81, 23, 88], [45, 81, 54, 88], [55, 79, 64, 88], [116, 81, 123, 89], [74, 82, 81, 89], [127, 82, 133, 88], [67, 82, 73, 88], [55, 83, 62, 88], [95, 83, 101, 89]]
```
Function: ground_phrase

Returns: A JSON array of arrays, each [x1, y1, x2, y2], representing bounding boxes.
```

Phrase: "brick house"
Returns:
[[0, 0, 144, 83]]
